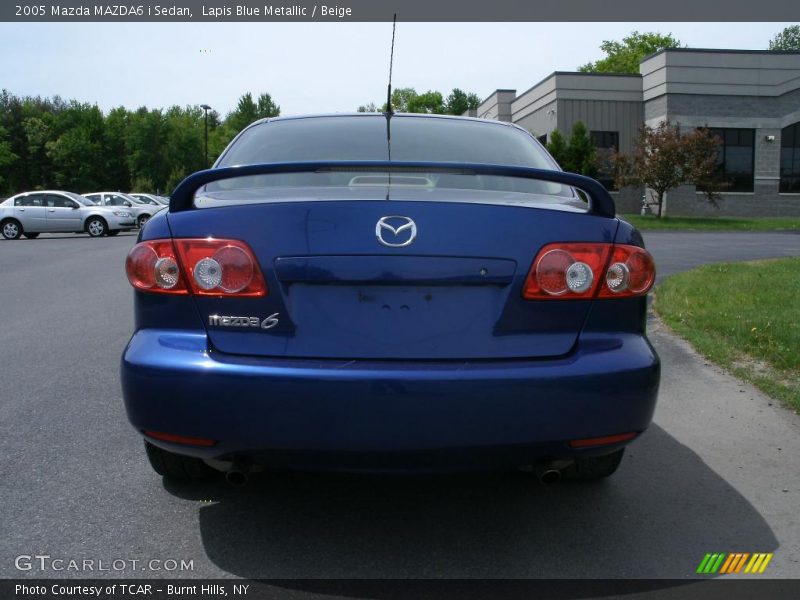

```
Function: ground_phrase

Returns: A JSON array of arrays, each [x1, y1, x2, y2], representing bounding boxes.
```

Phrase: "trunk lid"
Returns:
[[167, 192, 618, 360]]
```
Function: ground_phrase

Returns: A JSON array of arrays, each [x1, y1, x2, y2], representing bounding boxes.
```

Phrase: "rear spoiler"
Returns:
[[169, 161, 616, 218]]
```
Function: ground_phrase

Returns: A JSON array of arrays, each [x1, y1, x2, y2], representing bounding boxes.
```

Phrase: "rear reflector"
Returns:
[[125, 238, 267, 297], [144, 430, 217, 447], [569, 432, 638, 448], [523, 243, 655, 300]]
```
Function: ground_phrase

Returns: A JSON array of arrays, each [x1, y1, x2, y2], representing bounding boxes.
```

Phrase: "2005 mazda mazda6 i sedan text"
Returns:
[[121, 113, 660, 484]]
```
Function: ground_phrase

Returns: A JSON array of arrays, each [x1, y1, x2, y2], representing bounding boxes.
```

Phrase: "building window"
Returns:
[[780, 122, 800, 193], [590, 131, 619, 191], [708, 128, 754, 192], [590, 131, 619, 150]]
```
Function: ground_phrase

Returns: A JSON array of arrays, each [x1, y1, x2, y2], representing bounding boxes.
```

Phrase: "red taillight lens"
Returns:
[[125, 239, 188, 294], [173, 238, 267, 296], [144, 430, 217, 447], [523, 243, 612, 299], [125, 238, 268, 297], [523, 243, 655, 300], [568, 432, 638, 448]]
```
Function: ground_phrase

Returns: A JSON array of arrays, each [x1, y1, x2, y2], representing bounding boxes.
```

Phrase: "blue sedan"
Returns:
[[121, 114, 659, 484]]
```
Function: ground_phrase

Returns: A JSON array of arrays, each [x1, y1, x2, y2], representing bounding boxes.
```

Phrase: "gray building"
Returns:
[[472, 49, 800, 216]]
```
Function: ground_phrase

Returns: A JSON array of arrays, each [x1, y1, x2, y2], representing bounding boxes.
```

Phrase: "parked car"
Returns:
[[1, 190, 136, 239], [121, 114, 659, 484], [129, 193, 164, 206], [84, 192, 165, 228]]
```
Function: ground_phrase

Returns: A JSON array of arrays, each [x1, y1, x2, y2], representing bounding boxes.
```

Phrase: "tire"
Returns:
[[137, 214, 150, 228], [106, 230, 120, 237], [144, 441, 212, 480], [85, 217, 107, 237], [1, 219, 23, 240], [22, 232, 40, 239], [565, 449, 625, 481]]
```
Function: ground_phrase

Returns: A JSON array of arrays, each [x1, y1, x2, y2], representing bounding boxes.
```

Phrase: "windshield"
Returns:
[[210, 115, 573, 200], [72, 193, 98, 206]]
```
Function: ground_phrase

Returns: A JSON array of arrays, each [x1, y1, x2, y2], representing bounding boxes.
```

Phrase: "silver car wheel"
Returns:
[[138, 215, 149, 228], [2, 222, 20, 239], [87, 219, 105, 237]]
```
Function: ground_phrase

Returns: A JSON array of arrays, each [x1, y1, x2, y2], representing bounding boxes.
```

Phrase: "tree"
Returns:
[[565, 122, 598, 177], [23, 116, 54, 188], [163, 105, 206, 191], [407, 90, 445, 114], [256, 93, 280, 119], [611, 121, 723, 218], [46, 102, 107, 191], [546, 130, 569, 168], [363, 87, 482, 115], [579, 31, 682, 74], [545, 122, 598, 176], [387, 87, 418, 112], [46, 127, 104, 191], [222, 92, 280, 144], [444, 88, 481, 115], [102, 107, 130, 190], [768, 25, 800, 50], [126, 107, 170, 191], [0, 90, 281, 196], [0, 125, 18, 188], [225, 93, 259, 134]]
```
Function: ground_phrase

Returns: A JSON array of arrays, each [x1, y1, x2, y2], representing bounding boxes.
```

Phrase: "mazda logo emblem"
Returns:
[[375, 216, 417, 248]]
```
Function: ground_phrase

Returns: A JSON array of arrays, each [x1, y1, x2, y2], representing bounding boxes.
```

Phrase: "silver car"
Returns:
[[129, 192, 166, 207], [0, 191, 136, 239], [84, 192, 166, 229]]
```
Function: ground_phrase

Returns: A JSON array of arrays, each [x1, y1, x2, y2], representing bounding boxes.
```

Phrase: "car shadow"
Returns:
[[0, 232, 138, 241], [162, 424, 777, 585]]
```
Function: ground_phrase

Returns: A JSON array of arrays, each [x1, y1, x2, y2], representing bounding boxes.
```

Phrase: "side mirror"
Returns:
[[71, 204, 79, 209], [123, 201, 132, 207]]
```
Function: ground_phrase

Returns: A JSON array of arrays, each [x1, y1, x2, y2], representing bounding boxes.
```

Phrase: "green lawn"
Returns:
[[655, 258, 800, 411], [622, 214, 800, 232]]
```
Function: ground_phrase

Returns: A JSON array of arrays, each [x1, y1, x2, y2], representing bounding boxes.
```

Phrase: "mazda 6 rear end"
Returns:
[[120, 114, 660, 482]]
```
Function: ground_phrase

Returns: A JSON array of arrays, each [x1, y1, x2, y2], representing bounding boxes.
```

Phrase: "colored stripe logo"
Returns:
[[697, 552, 773, 574]]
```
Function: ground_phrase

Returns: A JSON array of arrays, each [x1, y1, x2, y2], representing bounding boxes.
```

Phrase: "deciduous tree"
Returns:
[[768, 25, 800, 50], [579, 31, 682, 74], [611, 121, 723, 218]]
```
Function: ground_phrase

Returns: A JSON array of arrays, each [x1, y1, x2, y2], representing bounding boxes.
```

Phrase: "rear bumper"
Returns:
[[121, 330, 660, 470]]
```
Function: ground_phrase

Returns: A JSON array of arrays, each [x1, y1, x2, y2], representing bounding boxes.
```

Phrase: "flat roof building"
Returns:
[[472, 48, 800, 216]]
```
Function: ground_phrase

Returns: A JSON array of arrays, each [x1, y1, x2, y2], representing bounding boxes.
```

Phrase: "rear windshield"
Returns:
[[220, 115, 557, 168], [201, 115, 578, 205]]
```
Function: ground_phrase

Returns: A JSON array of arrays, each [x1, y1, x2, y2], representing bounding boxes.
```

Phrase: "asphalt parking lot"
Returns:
[[1, 231, 799, 580]]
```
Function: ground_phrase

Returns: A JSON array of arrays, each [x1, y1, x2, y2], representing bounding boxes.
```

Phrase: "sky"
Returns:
[[0, 22, 795, 116]]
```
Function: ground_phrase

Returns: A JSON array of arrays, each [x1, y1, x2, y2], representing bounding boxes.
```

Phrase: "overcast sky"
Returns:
[[0, 22, 795, 116]]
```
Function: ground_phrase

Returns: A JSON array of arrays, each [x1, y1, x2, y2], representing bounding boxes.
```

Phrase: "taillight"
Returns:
[[125, 239, 188, 294], [523, 243, 654, 300], [125, 238, 268, 297], [597, 245, 655, 298]]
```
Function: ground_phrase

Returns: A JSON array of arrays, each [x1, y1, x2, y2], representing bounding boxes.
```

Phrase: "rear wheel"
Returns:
[[86, 217, 107, 237], [137, 214, 150, 228], [565, 449, 625, 480], [23, 232, 40, 239], [144, 441, 212, 480], [2, 219, 22, 240]]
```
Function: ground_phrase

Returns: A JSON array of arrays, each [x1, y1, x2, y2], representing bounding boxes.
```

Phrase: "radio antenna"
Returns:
[[386, 14, 397, 116]]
